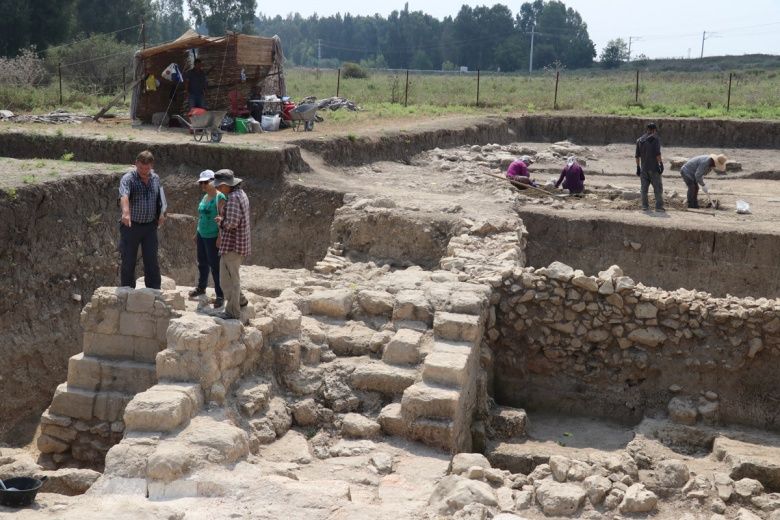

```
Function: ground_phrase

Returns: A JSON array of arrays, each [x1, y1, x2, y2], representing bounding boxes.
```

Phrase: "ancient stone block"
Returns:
[[308, 289, 353, 318], [327, 321, 375, 356], [119, 311, 157, 339], [67, 353, 101, 392], [50, 384, 95, 421], [342, 413, 381, 438], [166, 314, 222, 352], [423, 349, 470, 387], [351, 361, 417, 395], [434, 312, 480, 342], [274, 339, 301, 373], [357, 290, 395, 316], [627, 327, 667, 347], [401, 382, 459, 420], [378, 403, 406, 436], [383, 329, 422, 365], [219, 342, 247, 371], [393, 290, 433, 324], [93, 392, 133, 422], [126, 289, 157, 313], [123, 385, 200, 432]]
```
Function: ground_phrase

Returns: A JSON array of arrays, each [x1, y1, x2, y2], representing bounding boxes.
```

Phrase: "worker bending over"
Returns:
[[506, 156, 536, 188], [680, 154, 728, 208], [555, 156, 585, 195]]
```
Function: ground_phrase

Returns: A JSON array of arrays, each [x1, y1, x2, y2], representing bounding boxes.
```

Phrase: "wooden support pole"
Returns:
[[476, 69, 481, 107], [123, 67, 127, 102], [554, 71, 560, 109], [336, 68, 341, 97], [727, 72, 733, 112], [635, 70, 640, 103], [58, 62, 63, 105], [404, 69, 409, 107]]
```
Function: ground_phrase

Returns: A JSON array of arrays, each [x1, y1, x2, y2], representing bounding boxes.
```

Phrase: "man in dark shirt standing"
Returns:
[[185, 58, 208, 109], [118, 150, 167, 289], [635, 122, 665, 212]]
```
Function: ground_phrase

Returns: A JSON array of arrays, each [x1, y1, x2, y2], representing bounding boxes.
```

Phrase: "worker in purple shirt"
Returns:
[[506, 156, 535, 187], [555, 156, 585, 195]]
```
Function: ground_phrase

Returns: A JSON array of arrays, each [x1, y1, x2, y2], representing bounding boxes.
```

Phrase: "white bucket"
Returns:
[[261, 115, 281, 132]]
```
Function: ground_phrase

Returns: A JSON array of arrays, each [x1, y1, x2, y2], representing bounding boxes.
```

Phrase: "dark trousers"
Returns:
[[119, 222, 161, 289], [640, 170, 664, 210], [196, 233, 223, 298], [683, 176, 699, 208]]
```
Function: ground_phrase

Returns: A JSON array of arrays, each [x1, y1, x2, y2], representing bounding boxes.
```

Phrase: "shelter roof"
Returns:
[[137, 29, 226, 59]]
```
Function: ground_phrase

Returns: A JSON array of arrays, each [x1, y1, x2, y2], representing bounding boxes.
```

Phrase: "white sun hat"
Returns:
[[198, 169, 215, 183]]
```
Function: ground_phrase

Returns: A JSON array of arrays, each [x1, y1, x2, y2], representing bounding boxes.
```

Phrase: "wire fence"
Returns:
[[286, 67, 780, 117]]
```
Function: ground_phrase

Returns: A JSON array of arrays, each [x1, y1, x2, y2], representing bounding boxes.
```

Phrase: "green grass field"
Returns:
[[1, 67, 778, 121], [285, 68, 780, 120]]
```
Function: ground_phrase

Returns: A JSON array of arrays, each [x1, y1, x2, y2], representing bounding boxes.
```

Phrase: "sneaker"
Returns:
[[188, 287, 206, 298], [213, 297, 224, 308], [215, 311, 238, 320], [656, 207, 666, 212], [641, 206, 650, 211]]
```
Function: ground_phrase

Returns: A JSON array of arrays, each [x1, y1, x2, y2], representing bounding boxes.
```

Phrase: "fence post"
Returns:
[[336, 68, 341, 97], [726, 72, 733, 112], [554, 71, 560, 109], [123, 67, 127, 102], [404, 70, 409, 107], [58, 62, 63, 105], [476, 69, 480, 107], [635, 70, 640, 103]]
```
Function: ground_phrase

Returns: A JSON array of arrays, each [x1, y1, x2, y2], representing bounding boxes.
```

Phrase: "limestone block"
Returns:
[[83, 333, 160, 363], [550, 455, 571, 482], [124, 389, 191, 432], [535, 480, 586, 516], [572, 276, 598, 292], [627, 327, 667, 347], [41, 423, 78, 442], [342, 413, 381, 438], [619, 483, 657, 513], [119, 311, 157, 339], [450, 453, 491, 475], [583, 475, 612, 505], [250, 316, 274, 336], [429, 475, 498, 514], [281, 366, 324, 396], [41, 409, 73, 428], [273, 339, 301, 373], [94, 392, 133, 422], [100, 360, 157, 394], [443, 288, 487, 315], [50, 383, 95, 420], [126, 289, 158, 313], [351, 361, 417, 395], [378, 403, 406, 436], [370, 452, 394, 475], [67, 353, 101, 391], [541, 261, 575, 282], [635, 302, 658, 319], [249, 418, 277, 446], [219, 342, 247, 370], [383, 329, 423, 365], [266, 397, 292, 437], [37, 434, 69, 454], [327, 321, 375, 356], [669, 396, 698, 425], [734, 478, 764, 498], [308, 289, 353, 318], [598, 265, 624, 280], [434, 312, 480, 342], [103, 434, 160, 478], [291, 398, 319, 426], [88, 307, 121, 335], [146, 441, 191, 482], [268, 300, 301, 337], [656, 459, 690, 488], [393, 290, 433, 324], [235, 379, 271, 417], [369, 330, 394, 354], [401, 382, 459, 420], [300, 317, 326, 344], [423, 348, 470, 387], [156, 349, 220, 388], [357, 290, 395, 316], [488, 406, 527, 439], [178, 416, 250, 465], [38, 468, 101, 495], [166, 314, 222, 352]]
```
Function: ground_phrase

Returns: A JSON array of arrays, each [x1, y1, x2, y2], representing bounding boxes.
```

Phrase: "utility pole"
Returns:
[[628, 36, 641, 61], [700, 31, 706, 59], [528, 24, 535, 77]]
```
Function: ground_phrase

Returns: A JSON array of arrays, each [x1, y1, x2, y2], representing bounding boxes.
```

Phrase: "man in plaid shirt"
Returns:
[[213, 169, 251, 320]]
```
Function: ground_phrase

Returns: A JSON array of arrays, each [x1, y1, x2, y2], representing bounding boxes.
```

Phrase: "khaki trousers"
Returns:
[[219, 251, 244, 318]]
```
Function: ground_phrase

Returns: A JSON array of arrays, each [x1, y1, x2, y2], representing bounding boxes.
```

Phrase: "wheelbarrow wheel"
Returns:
[[304, 120, 314, 131], [210, 131, 223, 143]]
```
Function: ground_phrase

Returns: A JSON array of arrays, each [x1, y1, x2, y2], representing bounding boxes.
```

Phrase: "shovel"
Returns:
[[705, 192, 721, 210]]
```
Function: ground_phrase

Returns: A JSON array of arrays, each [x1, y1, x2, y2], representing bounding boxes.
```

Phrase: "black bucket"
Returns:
[[0, 476, 46, 508]]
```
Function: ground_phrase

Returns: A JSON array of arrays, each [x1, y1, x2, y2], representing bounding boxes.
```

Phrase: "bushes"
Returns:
[[0, 48, 48, 87], [46, 34, 135, 94], [342, 62, 368, 79]]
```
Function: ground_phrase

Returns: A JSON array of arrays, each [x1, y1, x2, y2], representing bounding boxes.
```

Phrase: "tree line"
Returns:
[[0, 0, 599, 72], [255, 1, 596, 71]]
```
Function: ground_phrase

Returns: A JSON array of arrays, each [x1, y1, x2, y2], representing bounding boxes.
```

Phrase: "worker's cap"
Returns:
[[213, 169, 243, 187], [520, 155, 534, 165], [198, 169, 215, 183], [567, 155, 577, 166], [710, 154, 728, 172], [646, 122, 657, 130]]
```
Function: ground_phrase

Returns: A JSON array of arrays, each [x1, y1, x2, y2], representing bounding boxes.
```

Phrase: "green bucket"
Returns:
[[235, 118, 249, 134]]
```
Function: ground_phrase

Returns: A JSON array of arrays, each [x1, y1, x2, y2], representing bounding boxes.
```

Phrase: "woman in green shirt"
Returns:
[[189, 170, 227, 307]]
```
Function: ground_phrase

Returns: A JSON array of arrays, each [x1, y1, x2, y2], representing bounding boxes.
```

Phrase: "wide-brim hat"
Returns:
[[520, 155, 534, 165], [213, 169, 243, 187], [198, 169, 215, 183], [710, 154, 728, 172]]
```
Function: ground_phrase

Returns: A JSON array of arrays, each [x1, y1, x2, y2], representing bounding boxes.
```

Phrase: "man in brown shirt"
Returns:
[[213, 169, 251, 320]]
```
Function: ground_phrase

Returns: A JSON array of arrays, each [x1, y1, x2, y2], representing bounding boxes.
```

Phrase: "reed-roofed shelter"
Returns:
[[130, 29, 286, 124]]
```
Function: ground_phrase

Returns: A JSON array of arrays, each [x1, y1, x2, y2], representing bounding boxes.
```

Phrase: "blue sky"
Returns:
[[256, 0, 780, 59]]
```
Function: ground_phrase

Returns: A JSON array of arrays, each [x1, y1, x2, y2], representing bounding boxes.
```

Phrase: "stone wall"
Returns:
[[491, 261, 780, 429], [39, 287, 184, 466]]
